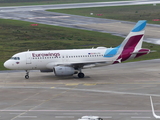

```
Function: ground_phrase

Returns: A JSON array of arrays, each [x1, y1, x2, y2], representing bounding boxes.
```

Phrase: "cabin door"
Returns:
[[26, 52, 32, 64]]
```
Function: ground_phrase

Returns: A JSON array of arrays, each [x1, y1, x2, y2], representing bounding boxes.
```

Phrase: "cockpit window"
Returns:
[[10, 57, 20, 60]]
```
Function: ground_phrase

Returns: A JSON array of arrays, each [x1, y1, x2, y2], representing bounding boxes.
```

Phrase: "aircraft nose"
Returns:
[[4, 60, 10, 69]]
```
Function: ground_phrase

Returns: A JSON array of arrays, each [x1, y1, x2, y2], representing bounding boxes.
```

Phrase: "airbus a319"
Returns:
[[4, 20, 150, 79]]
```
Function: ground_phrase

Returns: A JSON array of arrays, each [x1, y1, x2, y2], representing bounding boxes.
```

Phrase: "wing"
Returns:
[[55, 60, 113, 69]]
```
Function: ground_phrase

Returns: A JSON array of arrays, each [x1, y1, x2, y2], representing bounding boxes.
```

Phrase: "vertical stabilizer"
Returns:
[[113, 20, 150, 63], [120, 20, 146, 50]]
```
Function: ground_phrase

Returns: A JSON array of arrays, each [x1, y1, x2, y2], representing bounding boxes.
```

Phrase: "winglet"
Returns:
[[150, 96, 160, 119]]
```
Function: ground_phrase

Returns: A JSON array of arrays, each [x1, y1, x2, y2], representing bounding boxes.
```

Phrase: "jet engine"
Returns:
[[53, 66, 76, 76]]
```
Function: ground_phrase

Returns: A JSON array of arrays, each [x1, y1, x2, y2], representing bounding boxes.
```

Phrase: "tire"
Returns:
[[25, 75, 29, 79], [78, 73, 84, 78]]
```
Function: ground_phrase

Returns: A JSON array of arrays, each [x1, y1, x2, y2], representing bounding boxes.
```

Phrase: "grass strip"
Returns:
[[47, 4, 160, 24]]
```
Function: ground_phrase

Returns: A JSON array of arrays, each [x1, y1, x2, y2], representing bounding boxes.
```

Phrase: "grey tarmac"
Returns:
[[1, 59, 160, 120]]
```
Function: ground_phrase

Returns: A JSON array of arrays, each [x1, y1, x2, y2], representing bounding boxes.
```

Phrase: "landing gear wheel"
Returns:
[[25, 70, 30, 79], [78, 72, 84, 78], [25, 75, 29, 79]]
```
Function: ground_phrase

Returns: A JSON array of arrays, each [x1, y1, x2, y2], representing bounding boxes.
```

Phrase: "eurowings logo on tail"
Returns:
[[110, 20, 150, 64]]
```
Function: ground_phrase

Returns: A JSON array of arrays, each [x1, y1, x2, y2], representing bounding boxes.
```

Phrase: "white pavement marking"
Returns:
[[10, 113, 23, 114], [18, 116, 37, 118], [28, 16, 70, 19], [54, 87, 160, 97], [1, 85, 160, 97], [102, 116, 112, 118], [119, 113, 138, 115], [55, 116, 74, 118], [131, 116, 151, 119], [63, 113, 82, 115]]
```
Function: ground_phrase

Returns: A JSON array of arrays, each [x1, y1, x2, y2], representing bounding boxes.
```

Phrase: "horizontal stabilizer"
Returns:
[[131, 51, 148, 54], [131, 48, 150, 55], [131, 51, 149, 54]]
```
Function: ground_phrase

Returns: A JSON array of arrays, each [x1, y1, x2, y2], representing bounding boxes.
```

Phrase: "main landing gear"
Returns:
[[78, 72, 84, 78], [77, 68, 85, 78], [25, 70, 29, 79]]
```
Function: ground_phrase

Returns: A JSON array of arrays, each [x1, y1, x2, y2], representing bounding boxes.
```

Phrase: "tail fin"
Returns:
[[114, 20, 150, 63], [120, 20, 146, 50]]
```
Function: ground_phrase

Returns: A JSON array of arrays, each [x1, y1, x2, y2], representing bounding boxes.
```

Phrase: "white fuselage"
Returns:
[[4, 47, 116, 70]]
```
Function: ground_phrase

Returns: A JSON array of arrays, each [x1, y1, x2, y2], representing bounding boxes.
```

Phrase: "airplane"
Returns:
[[4, 20, 150, 79], [150, 96, 160, 119]]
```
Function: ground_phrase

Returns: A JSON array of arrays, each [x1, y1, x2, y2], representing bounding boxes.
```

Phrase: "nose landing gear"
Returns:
[[25, 70, 29, 79]]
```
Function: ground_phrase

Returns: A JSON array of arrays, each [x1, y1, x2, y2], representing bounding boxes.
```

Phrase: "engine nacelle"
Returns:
[[54, 66, 76, 76]]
